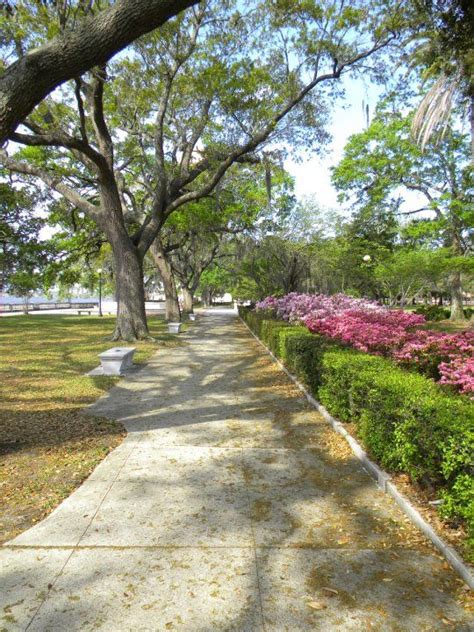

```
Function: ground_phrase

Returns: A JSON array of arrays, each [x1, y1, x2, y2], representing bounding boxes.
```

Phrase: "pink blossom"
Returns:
[[255, 292, 473, 395], [439, 357, 474, 395]]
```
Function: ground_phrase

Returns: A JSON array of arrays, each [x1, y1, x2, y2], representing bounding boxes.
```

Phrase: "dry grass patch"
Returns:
[[0, 314, 181, 543]]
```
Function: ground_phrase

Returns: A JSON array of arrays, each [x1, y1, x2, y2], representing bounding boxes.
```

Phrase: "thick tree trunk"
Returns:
[[182, 288, 194, 313], [0, 0, 198, 143], [99, 183, 149, 341], [150, 241, 181, 322], [111, 237, 149, 341], [201, 287, 212, 307], [449, 270, 465, 321]]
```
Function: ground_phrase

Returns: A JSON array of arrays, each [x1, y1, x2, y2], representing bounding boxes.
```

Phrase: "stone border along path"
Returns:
[[1, 309, 471, 631], [242, 316, 474, 590]]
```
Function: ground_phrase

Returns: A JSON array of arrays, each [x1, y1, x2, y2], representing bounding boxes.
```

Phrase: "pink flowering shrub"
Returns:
[[305, 311, 410, 355], [256, 292, 381, 323], [256, 292, 473, 395], [395, 331, 474, 395], [439, 356, 474, 395]]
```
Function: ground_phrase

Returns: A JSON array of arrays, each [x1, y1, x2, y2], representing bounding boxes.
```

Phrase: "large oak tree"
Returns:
[[1, 0, 401, 339]]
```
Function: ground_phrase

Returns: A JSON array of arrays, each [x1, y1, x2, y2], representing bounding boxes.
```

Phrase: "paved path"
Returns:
[[1, 310, 471, 631]]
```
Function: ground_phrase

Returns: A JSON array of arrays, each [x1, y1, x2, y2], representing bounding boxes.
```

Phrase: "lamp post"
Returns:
[[97, 268, 103, 317]]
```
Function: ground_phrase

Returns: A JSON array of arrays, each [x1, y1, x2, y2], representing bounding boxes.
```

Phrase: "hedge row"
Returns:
[[239, 307, 474, 552]]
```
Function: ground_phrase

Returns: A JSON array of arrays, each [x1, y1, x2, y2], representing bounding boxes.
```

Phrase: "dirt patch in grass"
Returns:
[[421, 319, 473, 334], [0, 314, 180, 543]]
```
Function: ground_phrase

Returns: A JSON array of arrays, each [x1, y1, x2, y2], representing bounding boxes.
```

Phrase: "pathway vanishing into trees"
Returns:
[[1, 309, 470, 630]]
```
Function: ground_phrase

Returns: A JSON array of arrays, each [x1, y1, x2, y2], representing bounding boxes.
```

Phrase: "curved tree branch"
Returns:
[[0, 0, 199, 143], [0, 149, 100, 221]]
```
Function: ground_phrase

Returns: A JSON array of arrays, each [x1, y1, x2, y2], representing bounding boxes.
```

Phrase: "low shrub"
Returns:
[[283, 332, 333, 396], [414, 305, 448, 321], [350, 369, 445, 474], [240, 308, 272, 338], [414, 305, 473, 321], [318, 350, 389, 422], [260, 319, 289, 354], [237, 305, 251, 318], [276, 326, 309, 361], [255, 292, 473, 395], [320, 353, 473, 528]]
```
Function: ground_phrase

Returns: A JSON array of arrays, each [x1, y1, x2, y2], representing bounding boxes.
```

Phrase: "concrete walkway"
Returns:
[[1, 310, 471, 631]]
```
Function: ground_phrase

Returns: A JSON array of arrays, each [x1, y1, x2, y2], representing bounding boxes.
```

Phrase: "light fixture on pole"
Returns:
[[97, 268, 103, 317]]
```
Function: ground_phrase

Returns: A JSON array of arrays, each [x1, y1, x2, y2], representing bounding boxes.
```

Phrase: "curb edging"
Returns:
[[240, 316, 474, 589]]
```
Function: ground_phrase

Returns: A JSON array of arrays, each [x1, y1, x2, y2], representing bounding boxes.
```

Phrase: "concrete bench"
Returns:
[[98, 347, 136, 375], [77, 309, 93, 316]]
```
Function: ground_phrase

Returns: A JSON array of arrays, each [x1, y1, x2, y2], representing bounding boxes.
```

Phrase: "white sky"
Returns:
[[285, 75, 427, 219], [285, 76, 379, 213]]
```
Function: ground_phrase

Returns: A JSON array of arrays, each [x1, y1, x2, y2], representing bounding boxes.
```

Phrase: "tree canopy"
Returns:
[[1, 0, 403, 339], [0, 0, 199, 143]]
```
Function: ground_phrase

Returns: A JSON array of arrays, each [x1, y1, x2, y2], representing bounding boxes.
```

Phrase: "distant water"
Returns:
[[0, 296, 99, 305]]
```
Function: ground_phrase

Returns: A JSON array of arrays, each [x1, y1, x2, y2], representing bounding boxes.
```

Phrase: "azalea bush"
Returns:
[[395, 330, 474, 395], [255, 293, 473, 395], [256, 292, 379, 323]]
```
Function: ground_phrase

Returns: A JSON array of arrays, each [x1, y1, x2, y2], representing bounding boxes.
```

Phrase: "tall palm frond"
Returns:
[[411, 71, 462, 151]]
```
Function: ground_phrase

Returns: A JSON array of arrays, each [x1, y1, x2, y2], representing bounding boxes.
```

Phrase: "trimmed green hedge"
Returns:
[[240, 308, 474, 553]]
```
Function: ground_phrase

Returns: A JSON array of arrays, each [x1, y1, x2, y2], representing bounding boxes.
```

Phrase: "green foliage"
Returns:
[[233, 234, 310, 300], [332, 98, 472, 310], [276, 326, 310, 362], [414, 304, 448, 321], [0, 183, 53, 296], [414, 304, 473, 321], [260, 320, 290, 356], [2, 1, 409, 318], [441, 475, 474, 538], [282, 333, 333, 396], [318, 350, 390, 422]]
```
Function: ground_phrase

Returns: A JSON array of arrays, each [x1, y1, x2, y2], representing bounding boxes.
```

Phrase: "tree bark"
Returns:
[[182, 287, 194, 313], [0, 0, 198, 144], [98, 180, 149, 340], [202, 287, 212, 307], [150, 241, 181, 322], [449, 270, 465, 321], [112, 238, 149, 340]]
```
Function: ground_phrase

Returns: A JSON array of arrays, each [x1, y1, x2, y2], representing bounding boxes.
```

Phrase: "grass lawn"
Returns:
[[422, 319, 473, 334], [0, 314, 182, 543]]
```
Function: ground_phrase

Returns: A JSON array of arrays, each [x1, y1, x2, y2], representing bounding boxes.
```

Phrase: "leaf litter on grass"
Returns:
[[0, 315, 175, 543]]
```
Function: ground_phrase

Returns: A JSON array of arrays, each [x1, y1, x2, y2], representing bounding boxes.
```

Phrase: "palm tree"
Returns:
[[409, 0, 474, 161]]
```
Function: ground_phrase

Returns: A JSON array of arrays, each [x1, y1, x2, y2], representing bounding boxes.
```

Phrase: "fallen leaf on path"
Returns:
[[322, 587, 339, 595]]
